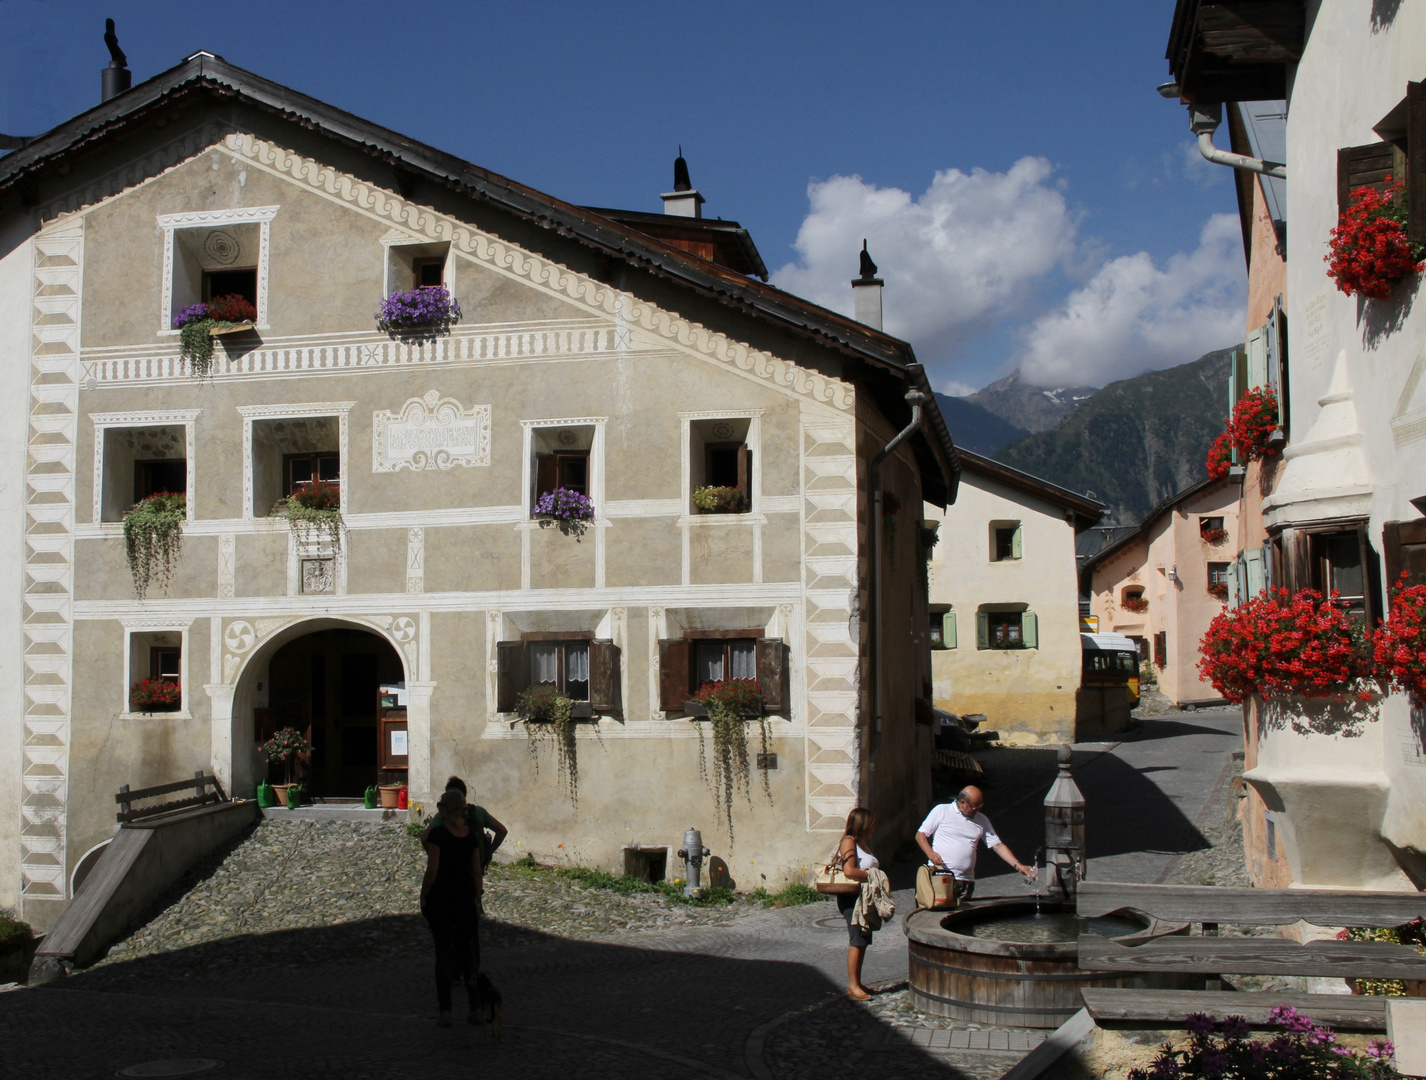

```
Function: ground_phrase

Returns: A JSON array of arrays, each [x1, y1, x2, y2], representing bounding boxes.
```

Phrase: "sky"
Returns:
[[0, 0, 1248, 395]]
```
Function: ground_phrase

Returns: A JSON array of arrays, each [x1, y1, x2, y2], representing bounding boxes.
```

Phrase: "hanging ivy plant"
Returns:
[[172, 295, 257, 377], [691, 678, 772, 844], [123, 492, 186, 599], [281, 479, 343, 551], [517, 683, 584, 806]]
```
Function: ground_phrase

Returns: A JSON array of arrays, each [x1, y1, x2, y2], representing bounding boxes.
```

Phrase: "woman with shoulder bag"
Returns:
[[834, 806, 879, 1000]]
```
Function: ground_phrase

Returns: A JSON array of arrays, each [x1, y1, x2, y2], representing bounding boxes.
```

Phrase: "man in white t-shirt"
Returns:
[[915, 785, 1035, 900]]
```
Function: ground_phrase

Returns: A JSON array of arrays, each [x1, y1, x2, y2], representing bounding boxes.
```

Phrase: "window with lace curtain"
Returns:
[[528, 639, 591, 701], [693, 639, 757, 685]]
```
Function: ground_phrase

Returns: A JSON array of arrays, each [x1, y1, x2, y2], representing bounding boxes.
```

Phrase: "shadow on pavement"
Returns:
[[2, 913, 983, 1079], [1125, 717, 1243, 741]]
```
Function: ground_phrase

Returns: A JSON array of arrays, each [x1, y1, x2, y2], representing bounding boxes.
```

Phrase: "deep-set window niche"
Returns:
[[91, 411, 199, 524], [158, 206, 276, 333]]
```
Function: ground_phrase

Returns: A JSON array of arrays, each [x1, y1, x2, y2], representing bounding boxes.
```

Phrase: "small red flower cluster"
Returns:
[[129, 677, 181, 711], [1120, 595, 1149, 613], [693, 678, 763, 714], [1326, 180, 1423, 300], [1205, 388, 1279, 481], [291, 478, 340, 510], [1200, 526, 1229, 546], [1198, 588, 1373, 704], [205, 293, 257, 323], [1207, 582, 1229, 601], [1373, 576, 1426, 700]]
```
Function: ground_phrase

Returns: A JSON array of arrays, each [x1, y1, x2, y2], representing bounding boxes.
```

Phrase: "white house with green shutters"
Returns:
[[924, 449, 1102, 744]]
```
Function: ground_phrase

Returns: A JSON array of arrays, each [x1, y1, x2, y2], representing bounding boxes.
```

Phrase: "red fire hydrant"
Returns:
[[397, 784, 409, 810]]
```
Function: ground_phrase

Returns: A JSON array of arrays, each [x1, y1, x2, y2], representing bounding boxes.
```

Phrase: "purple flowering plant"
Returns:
[[533, 487, 595, 539], [1128, 1007, 1398, 1080], [375, 287, 461, 333]]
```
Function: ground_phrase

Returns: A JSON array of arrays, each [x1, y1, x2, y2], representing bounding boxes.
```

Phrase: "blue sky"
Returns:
[[0, 0, 1247, 394]]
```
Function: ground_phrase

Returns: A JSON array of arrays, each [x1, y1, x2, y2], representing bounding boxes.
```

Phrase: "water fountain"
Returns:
[[904, 746, 1198, 1028]]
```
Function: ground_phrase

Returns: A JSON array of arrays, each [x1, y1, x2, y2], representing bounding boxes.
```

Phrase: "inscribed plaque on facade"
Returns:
[[372, 390, 491, 472]]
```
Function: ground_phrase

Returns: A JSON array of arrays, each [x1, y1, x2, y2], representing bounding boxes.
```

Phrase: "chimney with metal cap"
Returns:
[[851, 240, 884, 330], [101, 18, 131, 102], [660, 147, 705, 218]]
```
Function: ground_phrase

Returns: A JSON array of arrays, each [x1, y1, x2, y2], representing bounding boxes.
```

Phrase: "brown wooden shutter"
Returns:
[[658, 639, 690, 712], [534, 454, 557, 502], [1383, 519, 1426, 592], [589, 639, 621, 715], [756, 637, 789, 717], [254, 707, 275, 744], [495, 641, 526, 713], [736, 444, 752, 507], [1285, 529, 1313, 593], [1337, 141, 1403, 213], [1409, 82, 1426, 245]]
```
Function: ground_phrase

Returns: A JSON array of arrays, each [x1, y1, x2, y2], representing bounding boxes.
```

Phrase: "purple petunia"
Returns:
[[375, 286, 461, 331], [533, 487, 596, 539], [172, 302, 209, 329]]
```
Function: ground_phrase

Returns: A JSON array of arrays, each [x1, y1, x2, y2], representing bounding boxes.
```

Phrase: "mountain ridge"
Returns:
[[988, 347, 1238, 526]]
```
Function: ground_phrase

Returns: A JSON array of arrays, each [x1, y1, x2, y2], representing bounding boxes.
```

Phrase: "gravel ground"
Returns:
[[94, 818, 763, 974]]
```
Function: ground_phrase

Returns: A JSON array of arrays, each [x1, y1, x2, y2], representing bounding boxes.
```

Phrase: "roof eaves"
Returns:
[[956, 448, 1104, 520]]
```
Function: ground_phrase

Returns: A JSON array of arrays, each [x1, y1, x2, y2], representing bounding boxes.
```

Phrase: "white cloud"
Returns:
[[1015, 213, 1246, 387], [772, 158, 1076, 360], [938, 379, 978, 397]]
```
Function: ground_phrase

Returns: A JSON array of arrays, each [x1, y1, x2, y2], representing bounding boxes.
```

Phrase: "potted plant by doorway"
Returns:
[[259, 726, 311, 808]]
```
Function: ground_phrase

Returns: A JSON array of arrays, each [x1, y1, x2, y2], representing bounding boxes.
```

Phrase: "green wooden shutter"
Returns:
[[1244, 548, 1266, 597], [976, 611, 989, 650], [1228, 349, 1247, 464], [1246, 325, 1269, 390], [1227, 556, 1242, 608], [1011, 525, 1023, 560], [943, 611, 957, 650], [1021, 612, 1038, 649]]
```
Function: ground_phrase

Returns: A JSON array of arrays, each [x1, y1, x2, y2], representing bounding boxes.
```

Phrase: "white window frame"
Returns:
[[121, 618, 193, 720], [157, 205, 279, 334], [520, 416, 607, 520], [237, 402, 356, 519], [90, 409, 201, 524]]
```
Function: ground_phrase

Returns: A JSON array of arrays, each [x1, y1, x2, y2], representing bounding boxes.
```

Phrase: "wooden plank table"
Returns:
[[1079, 988, 1389, 1032], [1077, 934, 1426, 981]]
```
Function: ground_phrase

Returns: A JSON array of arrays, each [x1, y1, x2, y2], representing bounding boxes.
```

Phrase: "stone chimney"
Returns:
[[851, 240, 883, 330], [660, 147, 705, 218]]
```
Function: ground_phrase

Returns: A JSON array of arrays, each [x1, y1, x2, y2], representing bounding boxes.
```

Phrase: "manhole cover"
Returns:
[[117, 1060, 223, 1078]]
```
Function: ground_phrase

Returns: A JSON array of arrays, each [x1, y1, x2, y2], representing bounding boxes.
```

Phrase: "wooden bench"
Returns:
[[1073, 881, 1426, 1030], [116, 771, 227, 823]]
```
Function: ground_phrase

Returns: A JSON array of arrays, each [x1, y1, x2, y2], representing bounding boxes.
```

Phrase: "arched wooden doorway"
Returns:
[[258, 627, 407, 798]]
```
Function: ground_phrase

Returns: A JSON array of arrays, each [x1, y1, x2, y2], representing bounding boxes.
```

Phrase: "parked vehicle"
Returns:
[[1080, 632, 1141, 706]]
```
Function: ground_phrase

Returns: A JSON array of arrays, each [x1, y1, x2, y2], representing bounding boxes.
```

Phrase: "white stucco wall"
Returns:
[[1252, 2, 1426, 889]]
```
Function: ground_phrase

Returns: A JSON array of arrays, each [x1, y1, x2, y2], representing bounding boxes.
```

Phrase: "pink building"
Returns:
[[1083, 477, 1241, 706]]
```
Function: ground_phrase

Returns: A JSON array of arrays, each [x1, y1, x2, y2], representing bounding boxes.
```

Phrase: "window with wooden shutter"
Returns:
[[1228, 556, 1242, 608], [1153, 631, 1167, 669], [976, 611, 990, 650], [1337, 141, 1404, 213], [755, 638, 789, 717], [690, 418, 753, 514], [1383, 519, 1426, 589], [943, 611, 957, 650], [1270, 295, 1289, 437], [1244, 548, 1266, 597], [588, 639, 621, 715], [495, 640, 525, 713], [658, 639, 690, 713], [1245, 324, 1269, 390], [1020, 612, 1038, 649]]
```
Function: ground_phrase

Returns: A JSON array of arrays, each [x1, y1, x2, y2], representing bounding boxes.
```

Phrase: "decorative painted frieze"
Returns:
[[373, 390, 491, 472]]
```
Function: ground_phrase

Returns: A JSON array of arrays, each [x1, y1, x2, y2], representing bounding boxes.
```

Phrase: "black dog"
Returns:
[[469, 970, 503, 1042]]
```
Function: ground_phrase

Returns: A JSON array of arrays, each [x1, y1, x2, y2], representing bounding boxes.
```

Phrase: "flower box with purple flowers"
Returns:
[[533, 487, 596, 539], [375, 287, 461, 333]]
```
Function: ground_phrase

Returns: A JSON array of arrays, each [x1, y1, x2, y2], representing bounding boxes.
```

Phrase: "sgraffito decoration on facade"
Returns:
[[372, 390, 491, 472]]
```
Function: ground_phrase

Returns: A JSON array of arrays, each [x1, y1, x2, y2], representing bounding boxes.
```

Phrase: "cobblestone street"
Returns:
[[0, 706, 1247, 1079]]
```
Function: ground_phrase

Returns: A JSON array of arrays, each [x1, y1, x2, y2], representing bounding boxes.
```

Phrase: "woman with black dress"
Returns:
[[420, 787, 484, 1026]]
